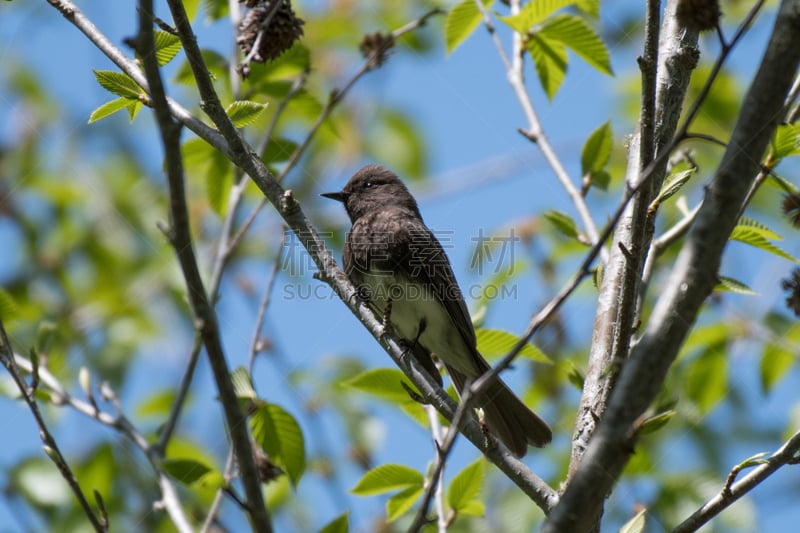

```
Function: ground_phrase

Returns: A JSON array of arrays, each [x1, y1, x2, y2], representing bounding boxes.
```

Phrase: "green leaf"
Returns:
[[0, 287, 18, 317], [619, 507, 646, 533], [476, 328, 552, 363], [772, 123, 800, 160], [262, 137, 299, 164], [715, 276, 757, 295], [760, 323, 800, 393], [637, 410, 675, 435], [350, 464, 423, 496], [527, 33, 568, 99], [543, 209, 579, 240], [135, 389, 178, 418], [318, 512, 349, 533], [225, 100, 269, 128], [498, 0, 579, 33], [447, 458, 485, 514], [231, 366, 257, 400], [206, 150, 233, 216], [445, 0, 494, 55], [126, 99, 143, 122], [653, 168, 696, 206], [686, 346, 727, 415], [581, 121, 613, 175], [539, 14, 613, 76], [736, 216, 782, 241], [386, 485, 423, 522], [590, 169, 611, 190], [88, 97, 133, 124], [766, 171, 798, 193], [93, 70, 143, 99], [342, 368, 421, 404], [251, 403, 306, 487], [154, 30, 183, 66], [730, 226, 799, 263], [162, 458, 214, 485], [737, 451, 770, 469]]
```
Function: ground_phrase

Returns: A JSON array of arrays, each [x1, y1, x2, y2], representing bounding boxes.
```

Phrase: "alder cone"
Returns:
[[237, 1, 305, 63]]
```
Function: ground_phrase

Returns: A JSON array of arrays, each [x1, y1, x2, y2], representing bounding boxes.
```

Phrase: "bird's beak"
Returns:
[[321, 191, 348, 203]]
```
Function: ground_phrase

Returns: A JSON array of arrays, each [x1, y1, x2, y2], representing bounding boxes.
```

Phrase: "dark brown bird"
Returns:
[[322, 164, 551, 456]]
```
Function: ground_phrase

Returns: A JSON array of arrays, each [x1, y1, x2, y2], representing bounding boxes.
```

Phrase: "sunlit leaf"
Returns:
[[154, 30, 183, 66], [319, 512, 349, 533], [251, 402, 306, 486], [386, 485, 423, 522], [544, 209, 579, 240], [637, 410, 675, 435], [476, 328, 552, 363], [498, 0, 579, 33], [715, 276, 757, 295], [447, 458, 485, 514], [93, 70, 143, 99], [231, 366, 257, 400], [730, 226, 798, 263], [88, 97, 133, 124], [226, 100, 269, 128], [445, 0, 493, 55], [760, 323, 800, 393], [135, 389, 179, 418], [527, 33, 568, 99], [581, 121, 613, 175], [619, 507, 646, 533], [350, 464, 423, 496], [772, 123, 800, 160], [341, 368, 421, 403], [539, 14, 613, 75]]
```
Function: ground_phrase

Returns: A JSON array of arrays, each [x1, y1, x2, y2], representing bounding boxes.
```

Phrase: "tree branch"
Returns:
[[673, 430, 800, 533], [134, 1, 271, 530], [543, 2, 800, 530]]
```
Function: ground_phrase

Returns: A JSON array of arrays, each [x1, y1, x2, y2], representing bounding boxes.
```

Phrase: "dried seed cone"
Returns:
[[676, 0, 722, 32], [782, 192, 800, 228], [359, 32, 395, 69], [237, 1, 305, 63]]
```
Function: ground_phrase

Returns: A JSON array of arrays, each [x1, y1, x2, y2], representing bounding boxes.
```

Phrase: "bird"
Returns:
[[322, 164, 551, 457]]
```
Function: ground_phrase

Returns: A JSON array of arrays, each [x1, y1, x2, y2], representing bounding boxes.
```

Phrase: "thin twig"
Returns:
[[137, 0, 272, 529], [0, 324, 106, 532], [672, 431, 800, 533], [475, 0, 603, 257], [248, 228, 287, 374]]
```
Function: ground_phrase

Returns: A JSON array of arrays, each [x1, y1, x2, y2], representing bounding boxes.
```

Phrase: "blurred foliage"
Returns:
[[0, 0, 799, 532]]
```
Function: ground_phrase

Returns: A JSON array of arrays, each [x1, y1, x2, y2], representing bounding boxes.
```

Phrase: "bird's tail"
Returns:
[[448, 363, 551, 457]]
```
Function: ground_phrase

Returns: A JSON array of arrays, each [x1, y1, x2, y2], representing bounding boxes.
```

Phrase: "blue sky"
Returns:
[[1, 2, 799, 532]]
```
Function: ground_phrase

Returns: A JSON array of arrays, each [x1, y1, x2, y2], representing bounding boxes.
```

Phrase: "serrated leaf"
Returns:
[[539, 14, 613, 76], [93, 70, 143, 99], [231, 366, 257, 400], [226, 100, 269, 128], [619, 507, 646, 533], [162, 458, 214, 485], [342, 368, 421, 403], [736, 217, 782, 241], [654, 168, 695, 205], [498, 0, 579, 33], [88, 97, 133, 124], [476, 328, 552, 363], [350, 464, 423, 496], [154, 30, 182, 66], [576, 0, 600, 18], [772, 123, 800, 160], [581, 121, 612, 175], [637, 410, 675, 435], [386, 485, 423, 522], [543, 209, 579, 239], [319, 512, 349, 533], [445, 0, 493, 55], [527, 33, 568, 99], [447, 458, 484, 513], [251, 403, 306, 487], [730, 227, 799, 263], [715, 276, 757, 295]]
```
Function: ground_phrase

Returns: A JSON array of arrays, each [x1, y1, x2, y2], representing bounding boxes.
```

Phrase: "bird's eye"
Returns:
[[363, 181, 374, 189]]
